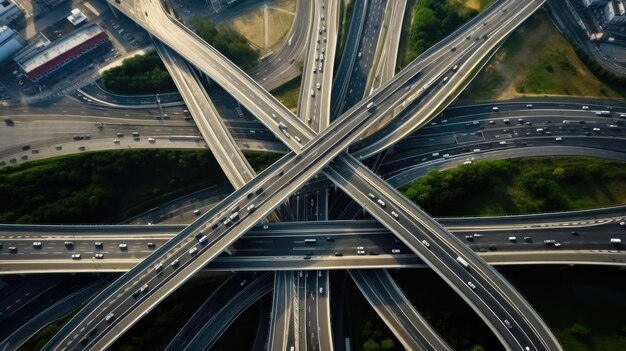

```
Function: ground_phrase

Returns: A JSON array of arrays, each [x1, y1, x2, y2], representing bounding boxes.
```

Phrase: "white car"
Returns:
[[391, 249, 401, 254], [421, 240, 431, 248], [33, 241, 42, 248], [95, 253, 104, 259], [189, 247, 198, 255], [119, 243, 127, 250], [357, 250, 366, 255], [391, 211, 399, 219], [463, 160, 472, 165], [71, 253, 81, 259], [467, 281, 477, 289]]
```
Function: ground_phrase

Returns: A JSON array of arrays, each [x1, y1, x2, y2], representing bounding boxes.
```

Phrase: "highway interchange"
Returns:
[[0, 0, 625, 350]]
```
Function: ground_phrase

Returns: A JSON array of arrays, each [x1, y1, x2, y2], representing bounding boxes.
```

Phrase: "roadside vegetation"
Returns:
[[336, 0, 354, 68], [100, 52, 175, 95], [395, 268, 501, 350], [107, 273, 228, 351], [345, 276, 401, 351], [243, 150, 283, 172], [0, 149, 285, 224], [396, 266, 626, 351], [401, 0, 492, 67], [402, 157, 626, 216], [460, 11, 622, 101], [192, 16, 259, 70], [502, 265, 626, 351], [270, 76, 301, 111], [18, 311, 78, 351], [0, 150, 227, 224], [572, 43, 626, 89]]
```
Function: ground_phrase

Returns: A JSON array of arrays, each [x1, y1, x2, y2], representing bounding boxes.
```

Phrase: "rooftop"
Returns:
[[17, 22, 104, 74]]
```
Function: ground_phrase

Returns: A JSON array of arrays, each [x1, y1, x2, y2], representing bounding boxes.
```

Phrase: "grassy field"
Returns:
[[403, 157, 626, 217], [224, 0, 295, 53], [270, 75, 301, 111], [461, 11, 622, 101]]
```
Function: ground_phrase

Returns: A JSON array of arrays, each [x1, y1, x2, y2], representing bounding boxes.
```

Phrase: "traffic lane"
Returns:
[[408, 111, 623, 137], [326, 156, 556, 351], [381, 136, 626, 176], [350, 0, 548, 157], [350, 269, 447, 351], [48, 0, 544, 350], [174, 273, 272, 351], [1, 220, 623, 260], [0, 275, 101, 339], [0, 239, 159, 260]]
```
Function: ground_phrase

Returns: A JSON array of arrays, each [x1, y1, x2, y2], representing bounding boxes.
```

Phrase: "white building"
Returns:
[[605, 0, 626, 24], [0, 0, 22, 25], [0, 25, 24, 62]]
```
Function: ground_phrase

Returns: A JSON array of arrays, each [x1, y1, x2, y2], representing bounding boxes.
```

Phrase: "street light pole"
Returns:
[[156, 94, 163, 119]]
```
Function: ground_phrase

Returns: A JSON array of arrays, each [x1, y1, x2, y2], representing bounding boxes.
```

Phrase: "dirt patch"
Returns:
[[223, 0, 295, 54], [461, 11, 623, 102], [461, 0, 481, 10]]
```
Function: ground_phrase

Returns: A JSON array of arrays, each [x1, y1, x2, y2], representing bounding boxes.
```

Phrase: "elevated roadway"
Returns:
[[175, 273, 272, 351], [367, 0, 406, 93], [154, 41, 256, 188], [326, 152, 562, 351], [44, 1, 556, 350], [269, 271, 296, 350], [350, 269, 452, 351], [2, 211, 624, 273], [248, 0, 314, 91], [329, 0, 368, 119], [297, 0, 339, 132]]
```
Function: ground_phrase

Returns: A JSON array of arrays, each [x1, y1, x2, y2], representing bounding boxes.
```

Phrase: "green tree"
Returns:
[[568, 323, 590, 339], [191, 17, 259, 69], [101, 52, 175, 94], [363, 338, 381, 351], [552, 167, 566, 180], [380, 338, 396, 350]]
